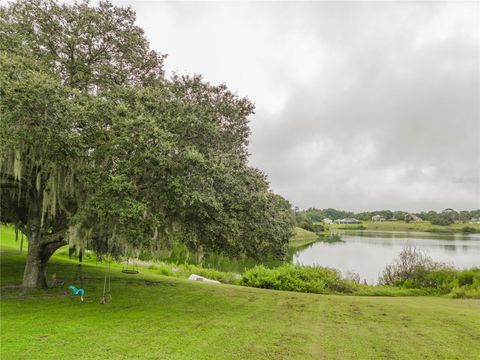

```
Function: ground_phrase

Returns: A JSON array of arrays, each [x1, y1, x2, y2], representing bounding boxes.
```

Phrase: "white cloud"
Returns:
[[120, 0, 479, 211]]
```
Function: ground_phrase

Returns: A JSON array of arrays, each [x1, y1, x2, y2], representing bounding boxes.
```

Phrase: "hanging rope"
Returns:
[[100, 261, 112, 304], [73, 248, 84, 288], [20, 231, 24, 254]]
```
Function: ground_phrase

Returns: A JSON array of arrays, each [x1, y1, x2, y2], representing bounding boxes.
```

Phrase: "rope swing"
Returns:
[[100, 261, 112, 304], [74, 248, 84, 288]]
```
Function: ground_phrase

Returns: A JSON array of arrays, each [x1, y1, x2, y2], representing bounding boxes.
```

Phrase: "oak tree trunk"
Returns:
[[22, 238, 67, 289], [21, 192, 66, 289]]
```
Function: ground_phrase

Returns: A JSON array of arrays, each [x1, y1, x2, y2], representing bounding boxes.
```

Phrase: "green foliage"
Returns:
[[0, 0, 166, 90], [0, 52, 90, 229], [296, 220, 315, 232], [296, 219, 324, 233], [431, 214, 454, 226], [298, 208, 480, 226], [240, 264, 355, 294], [450, 269, 480, 298], [380, 247, 480, 298], [461, 226, 477, 233], [301, 208, 355, 222], [360, 220, 480, 233], [355, 210, 394, 221], [0, 0, 296, 288], [457, 269, 476, 286]]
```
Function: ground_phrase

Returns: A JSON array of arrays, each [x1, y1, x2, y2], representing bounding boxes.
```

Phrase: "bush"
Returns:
[[461, 226, 477, 233], [424, 267, 458, 294], [379, 246, 451, 287], [240, 264, 355, 294], [449, 287, 466, 299], [158, 265, 174, 277], [297, 220, 325, 233], [380, 247, 480, 298], [297, 220, 314, 232], [457, 270, 474, 286]]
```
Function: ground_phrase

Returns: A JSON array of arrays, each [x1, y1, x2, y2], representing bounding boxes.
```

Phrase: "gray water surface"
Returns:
[[292, 231, 480, 284]]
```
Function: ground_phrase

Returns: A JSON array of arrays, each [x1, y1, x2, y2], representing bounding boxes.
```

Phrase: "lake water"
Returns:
[[292, 230, 480, 284]]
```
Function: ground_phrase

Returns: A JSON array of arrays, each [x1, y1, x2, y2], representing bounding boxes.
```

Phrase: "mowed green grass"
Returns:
[[1, 228, 480, 359], [331, 220, 480, 233], [290, 227, 318, 248]]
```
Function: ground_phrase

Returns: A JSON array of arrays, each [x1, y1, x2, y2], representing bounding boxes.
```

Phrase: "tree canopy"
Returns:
[[0, 0, 295, 288]]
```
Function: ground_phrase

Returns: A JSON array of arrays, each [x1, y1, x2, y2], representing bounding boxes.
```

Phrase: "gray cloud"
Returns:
[[124, 1, 479, 211]]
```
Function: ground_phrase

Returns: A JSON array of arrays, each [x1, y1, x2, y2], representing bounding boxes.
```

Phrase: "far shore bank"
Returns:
[[328, 221, 480, 234]]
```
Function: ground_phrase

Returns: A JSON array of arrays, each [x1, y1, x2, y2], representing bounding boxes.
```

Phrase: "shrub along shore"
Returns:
[[240, 264, 480, 298]]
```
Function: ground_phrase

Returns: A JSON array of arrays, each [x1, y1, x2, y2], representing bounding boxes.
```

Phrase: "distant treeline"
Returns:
[[296, 208, 480, 225]]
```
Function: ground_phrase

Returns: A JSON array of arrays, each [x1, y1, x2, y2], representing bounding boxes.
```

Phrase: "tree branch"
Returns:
[[1, 178, 31, 190], [40, 229, 68, 246], [42, 238, 68, 261]]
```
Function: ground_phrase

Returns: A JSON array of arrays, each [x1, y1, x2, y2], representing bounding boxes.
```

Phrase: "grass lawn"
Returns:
[[290, 227, 318, 248], [1, 227, 480, 359], [330, 221, 480, 233]]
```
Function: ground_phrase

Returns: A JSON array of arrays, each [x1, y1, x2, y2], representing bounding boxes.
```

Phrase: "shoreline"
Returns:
[[328, 221, 480, 234]]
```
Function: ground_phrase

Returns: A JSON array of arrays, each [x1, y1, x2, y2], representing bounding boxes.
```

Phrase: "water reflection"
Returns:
[[293, 231, 480, 284], [442, 245, 457, 252]]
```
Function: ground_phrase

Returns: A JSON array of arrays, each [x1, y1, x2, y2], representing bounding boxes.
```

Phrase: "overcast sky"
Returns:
[[120, 0, 479, 212]]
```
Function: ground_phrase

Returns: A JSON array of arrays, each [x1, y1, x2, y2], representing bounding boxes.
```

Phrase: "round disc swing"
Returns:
[[121, 258, 139, 275]]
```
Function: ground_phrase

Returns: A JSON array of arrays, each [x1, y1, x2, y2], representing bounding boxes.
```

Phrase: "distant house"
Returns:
[[470, 218, 480, 224], [404, 213, 422, 222], [371, 215, 386, 222], [442, 208, 455, 213], [334, 218, 362, 224], [323, 218, 333, 224]]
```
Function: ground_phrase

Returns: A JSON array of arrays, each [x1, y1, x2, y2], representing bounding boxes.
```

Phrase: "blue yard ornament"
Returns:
[[68, 285, 85, 301]]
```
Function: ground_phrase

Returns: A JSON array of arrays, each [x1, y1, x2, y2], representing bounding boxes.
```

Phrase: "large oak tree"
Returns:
[[0, 0, 295, 289]]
